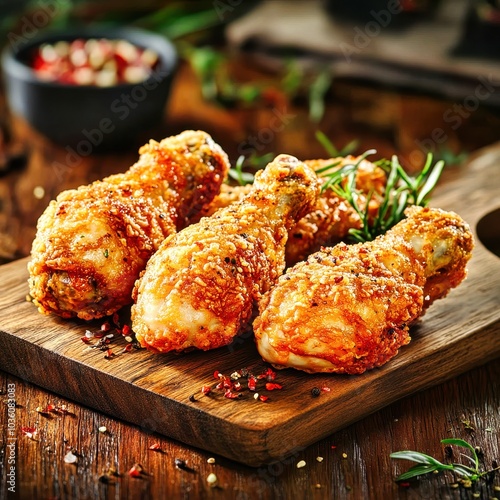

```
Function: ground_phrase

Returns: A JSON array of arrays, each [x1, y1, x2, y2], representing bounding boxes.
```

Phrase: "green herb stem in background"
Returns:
[[316, 130, 445, 243], [228, 153, 274, 186], [391, 438, 500, 484]]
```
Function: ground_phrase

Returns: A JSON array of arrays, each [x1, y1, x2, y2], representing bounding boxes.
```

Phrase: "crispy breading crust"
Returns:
[[201, 156, 386, 265], [131, 154, 321, 352], [28, 130, 230, 320], [254, 206, 474, 374]]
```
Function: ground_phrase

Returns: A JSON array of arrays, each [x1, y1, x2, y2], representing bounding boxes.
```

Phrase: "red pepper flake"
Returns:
[[201, 385, 212, 395], [259, 395, 269, 402], [121, 324, 131, 336], [101, 321, 112, 332], [399, 482, 411, 488], [94, 332, 104, 339], [149, 443, 162, 451], [258, 367, 276, 381], [213, 370, 221, 379], [81, 336, 92, 344], [112, 312, 120, 327], [104, 349, 115, 359], [37, 403, 55, 414], [122, 344, 133, 353], [334, 276, 344, 284], [128, 463, 144, 478], [224, 390, 242, 399], [248, 375, 257, 391], [321, 386, 331, 392], [331, 445, 337, 449], [265, 382, 283, 391], [21, 426, 37, 438]]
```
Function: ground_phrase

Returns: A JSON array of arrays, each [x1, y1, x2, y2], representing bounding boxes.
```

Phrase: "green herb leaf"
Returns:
[[309, 68, 333, 123], [395, 464, 442, 481], [228, 154, 273, 186], [389, 450, 449, 467], [317, 145, 445, 243], [391, 437, 499, 486]]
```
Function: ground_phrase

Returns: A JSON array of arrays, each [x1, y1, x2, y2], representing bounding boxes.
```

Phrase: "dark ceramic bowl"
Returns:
[[1, 27, 177, 151]]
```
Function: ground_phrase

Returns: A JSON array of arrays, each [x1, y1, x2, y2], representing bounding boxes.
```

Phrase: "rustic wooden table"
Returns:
[[1, 59, 499, 499]]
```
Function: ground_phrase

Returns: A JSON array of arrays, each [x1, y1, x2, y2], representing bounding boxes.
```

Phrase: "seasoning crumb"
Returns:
[[207, 457, 216, 464], [451, 483, 459, 489], [33, 186, 45, 199], [495, 486, 500, 492], [64, 450, 78, 464], [253, 393, 259, 400], [315, 484, 322, 489], [342, 453, 348, 459], [296, 460, 306, 469], [207, 472, 218, 487], [472, 493, 480, 498], [98, 426, 107, 434], [189, 394, 197, 402], [311, 387, 321, 398], [316, 456, 324, 462]]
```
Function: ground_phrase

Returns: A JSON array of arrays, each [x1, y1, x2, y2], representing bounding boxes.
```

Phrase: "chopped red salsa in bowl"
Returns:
[[31, 38, 160, 87]]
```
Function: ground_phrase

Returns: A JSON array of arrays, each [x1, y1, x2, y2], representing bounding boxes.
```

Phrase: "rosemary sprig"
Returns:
[[228, 153, 274, 186], [315, 130, 360, 158], [390, 438, 500, 484], [318, 150, 445, 243]]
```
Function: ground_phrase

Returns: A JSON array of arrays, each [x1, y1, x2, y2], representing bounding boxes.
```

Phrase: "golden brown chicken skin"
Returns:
[[131, 154, 320, 353], [254, 206, 474, 374], [286, 157, 385, 265], [28, 130, 230, 321], [200, 156, 385, 265]]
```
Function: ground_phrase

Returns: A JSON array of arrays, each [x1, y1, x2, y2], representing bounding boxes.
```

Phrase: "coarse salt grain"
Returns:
[[207, 457, 216, 464], [296, 460, 306, 468], [207, 472, 218, 486], [64, 450, 78, 464], [316, 456, 324, 462]]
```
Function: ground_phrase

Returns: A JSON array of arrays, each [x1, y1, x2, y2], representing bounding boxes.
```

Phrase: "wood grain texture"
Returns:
[[0, 145, 499, 467], [1, 361, 499, 499]]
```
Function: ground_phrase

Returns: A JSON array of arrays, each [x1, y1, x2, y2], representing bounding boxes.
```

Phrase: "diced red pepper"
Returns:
[[265, 382, 283, 391]]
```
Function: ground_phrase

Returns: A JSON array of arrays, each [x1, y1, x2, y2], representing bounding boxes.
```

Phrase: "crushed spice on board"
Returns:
[[197, 366, 283, 402]]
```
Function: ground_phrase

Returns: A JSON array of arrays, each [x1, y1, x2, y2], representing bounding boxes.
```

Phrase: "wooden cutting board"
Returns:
[[1, 146, 500, 467]]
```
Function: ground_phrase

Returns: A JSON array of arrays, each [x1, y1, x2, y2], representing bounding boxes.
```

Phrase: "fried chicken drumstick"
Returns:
[[254, 206, 474, 374], [131, 154, 320, 352], [201, 156, 385, 265], [29, 130, 230, 320]]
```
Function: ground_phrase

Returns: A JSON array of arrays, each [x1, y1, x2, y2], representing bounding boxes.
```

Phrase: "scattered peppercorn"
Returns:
[[311, 387, 321, 397]]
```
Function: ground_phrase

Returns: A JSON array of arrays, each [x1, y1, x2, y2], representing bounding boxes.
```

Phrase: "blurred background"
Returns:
[[1, 0, 500, 262]]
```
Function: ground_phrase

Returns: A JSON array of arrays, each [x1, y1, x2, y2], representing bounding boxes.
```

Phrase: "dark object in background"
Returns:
[[453, 1, 500, 59], [324, 0, 441, 28], [1, 27, 177, 151]]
